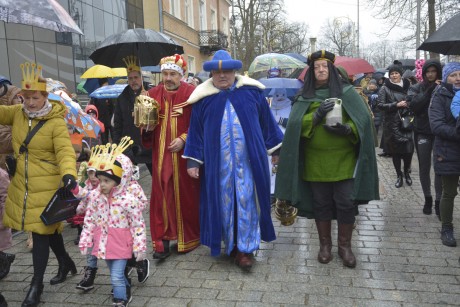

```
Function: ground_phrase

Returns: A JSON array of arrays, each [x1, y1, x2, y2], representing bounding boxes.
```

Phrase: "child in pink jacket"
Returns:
[[74, 153, 147, 306]]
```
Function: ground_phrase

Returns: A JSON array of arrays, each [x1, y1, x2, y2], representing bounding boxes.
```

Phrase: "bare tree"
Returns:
[[364, 40, 412, 68], [318, 18, 355, 57], [365, 0, 460, 58], [232, 0, 310, 70]]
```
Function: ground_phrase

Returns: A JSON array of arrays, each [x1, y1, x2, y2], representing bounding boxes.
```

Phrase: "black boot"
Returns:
[[423, 196, 433, 215], [76, 267, 97, 291], [404, 170, 412, 186], [22, 277, 44, 307], [0, 293, 7, 307], [74, 226, 82, 245], [50, 253, 77, 285], [153, 240, 171, 260], [395, 173, 403, 188], [435, 200, 441, 220], [0, 251, 15, 280], [440, 225, 457, 247]]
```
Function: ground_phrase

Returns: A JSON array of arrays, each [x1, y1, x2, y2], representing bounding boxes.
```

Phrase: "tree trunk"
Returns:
[[427, 0, 438, 59]]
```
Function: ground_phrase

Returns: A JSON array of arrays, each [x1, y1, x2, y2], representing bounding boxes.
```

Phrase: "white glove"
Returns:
[[135, 251, 147, 262], [80, 247, 88, 255]]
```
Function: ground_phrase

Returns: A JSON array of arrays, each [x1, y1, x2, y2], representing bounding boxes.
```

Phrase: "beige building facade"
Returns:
[[159, 0, 231, 75]]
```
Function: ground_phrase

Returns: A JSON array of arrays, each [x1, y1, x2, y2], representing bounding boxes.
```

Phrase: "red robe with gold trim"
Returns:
[[143, 81, 200, 253]]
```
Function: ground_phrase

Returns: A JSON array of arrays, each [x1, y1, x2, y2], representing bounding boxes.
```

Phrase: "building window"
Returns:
[[185, 0, 194, 27], [127, 0, 144, 28], [199, 0, 206, 30], [188, 56, 196, 75], [222, 16, 228, 35], [170, 0, 180, 19], [210, 9, 216, 30]]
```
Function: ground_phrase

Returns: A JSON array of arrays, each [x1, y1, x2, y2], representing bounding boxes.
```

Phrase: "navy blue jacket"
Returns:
[[429, 83, 460, 175]]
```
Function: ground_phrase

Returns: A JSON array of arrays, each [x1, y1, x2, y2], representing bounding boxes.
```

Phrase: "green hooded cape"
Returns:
[[274, 85, 380, 218]]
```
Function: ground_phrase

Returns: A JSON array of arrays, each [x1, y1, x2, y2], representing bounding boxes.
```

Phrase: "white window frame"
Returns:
[[188, 55, 196, 75], [169, 0, 181, 19], [210, 9, 217, 30], [185, 0, 194, 27], [199, 0, 207, 31], [222, 16, 228, 35]]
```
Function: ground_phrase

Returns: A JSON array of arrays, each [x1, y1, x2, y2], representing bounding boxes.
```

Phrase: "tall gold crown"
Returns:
[[122, 55, 141, 73], [88, 137, 134, 177], [20, 62, 47, 91]]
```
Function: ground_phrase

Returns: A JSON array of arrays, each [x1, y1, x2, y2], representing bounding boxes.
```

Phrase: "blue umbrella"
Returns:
[[89, 84, 127, 99], [259, 78, 303, 97], [142, 65, 161, 73]]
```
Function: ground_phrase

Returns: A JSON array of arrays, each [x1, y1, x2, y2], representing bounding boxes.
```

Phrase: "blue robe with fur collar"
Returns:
[[184, 76, 283, 256]]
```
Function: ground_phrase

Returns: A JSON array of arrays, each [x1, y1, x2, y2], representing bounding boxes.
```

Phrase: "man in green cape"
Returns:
[[275, 50, 379, 268]]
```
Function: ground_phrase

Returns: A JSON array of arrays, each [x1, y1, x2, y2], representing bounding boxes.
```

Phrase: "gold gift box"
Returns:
[[133, 95, 160, 128]]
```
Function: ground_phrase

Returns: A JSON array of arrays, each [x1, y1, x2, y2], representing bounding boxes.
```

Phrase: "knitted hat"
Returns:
[[388, 60, 403, 76], [267, 67, 281, 78], [70, 133, 84, 153], [442, 62, 460, 83], [368, 79, 377, 85], [307, 50, 336, 66], [96, 159, 123, 184], [160, 54, 187, 76], [203, 50, 242, 72]]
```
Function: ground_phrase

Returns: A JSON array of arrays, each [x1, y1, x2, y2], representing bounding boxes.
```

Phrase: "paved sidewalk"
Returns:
[[2, 153, 459, 306]]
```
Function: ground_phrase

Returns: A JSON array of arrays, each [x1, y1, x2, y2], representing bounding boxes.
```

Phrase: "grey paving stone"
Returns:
[[261, 291, 306, 304], [217, 290, 263, 302]]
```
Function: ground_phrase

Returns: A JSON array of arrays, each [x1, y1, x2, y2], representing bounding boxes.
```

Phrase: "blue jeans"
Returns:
[[86, 247, 98, 268], [105, 259, 129, 300]]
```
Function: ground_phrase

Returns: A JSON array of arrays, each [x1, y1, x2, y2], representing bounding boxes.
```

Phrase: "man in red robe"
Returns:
[[142, 54, 200, 259]]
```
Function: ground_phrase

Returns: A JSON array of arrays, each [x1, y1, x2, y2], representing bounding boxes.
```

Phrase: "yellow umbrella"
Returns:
[[81, 65, 127, 79], [111, 67, 127, 77]]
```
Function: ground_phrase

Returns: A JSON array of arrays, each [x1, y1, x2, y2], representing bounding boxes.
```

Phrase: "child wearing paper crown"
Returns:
[[72, 138, 147, 306]]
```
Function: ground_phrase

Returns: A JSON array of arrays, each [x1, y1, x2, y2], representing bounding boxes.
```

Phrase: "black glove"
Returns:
[[313, 100, 335, 126], [278, 117, 288, 128], [62, 174, 77, 191], [131, 144, 142, 156], [323, 123, 352, 136]]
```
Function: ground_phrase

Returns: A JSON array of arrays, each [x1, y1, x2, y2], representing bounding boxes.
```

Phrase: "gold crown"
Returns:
[[88, 136, 134, 177], [122, 55, 141, 73], [20, 62, 47, 91]]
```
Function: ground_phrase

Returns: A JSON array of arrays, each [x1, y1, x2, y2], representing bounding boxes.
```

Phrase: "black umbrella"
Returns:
[[417, 13, 460, 55], [0, 0, 83, 34], [90, 28, 184, 67]]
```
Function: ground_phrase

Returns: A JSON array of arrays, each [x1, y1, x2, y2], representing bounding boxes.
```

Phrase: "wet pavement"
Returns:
[[2, 152, 459, 306]]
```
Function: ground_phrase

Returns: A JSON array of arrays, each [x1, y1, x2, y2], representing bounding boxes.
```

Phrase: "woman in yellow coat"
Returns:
[[0, 62, 78, 307]]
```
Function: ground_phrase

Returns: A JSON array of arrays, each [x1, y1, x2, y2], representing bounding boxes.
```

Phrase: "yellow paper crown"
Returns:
[[122, 55, 141, 73], [20, 62, 47, 91], [88, 136, 134, 178]]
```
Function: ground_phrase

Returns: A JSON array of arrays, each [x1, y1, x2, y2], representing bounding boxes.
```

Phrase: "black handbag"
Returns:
[[40, 187, 80, 225], [5, 120, 46, 177], [398, 110, 414, 131]]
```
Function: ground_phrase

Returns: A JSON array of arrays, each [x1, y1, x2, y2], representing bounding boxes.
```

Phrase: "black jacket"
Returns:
[[377, 78, 414, 154], [407, 82, 438, 135], [429, 83, 460, 176], [113, 86, 151, 164]]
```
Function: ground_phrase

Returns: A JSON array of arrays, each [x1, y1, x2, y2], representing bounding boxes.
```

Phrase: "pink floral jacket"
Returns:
[[75, 154, 147, 259]]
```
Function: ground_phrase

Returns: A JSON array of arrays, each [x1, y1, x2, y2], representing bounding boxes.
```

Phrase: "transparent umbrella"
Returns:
[[248, 53, 307, 80]]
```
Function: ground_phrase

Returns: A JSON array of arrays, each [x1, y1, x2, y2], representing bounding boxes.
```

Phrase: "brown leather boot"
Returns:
[[337, 223, 356, 268], [315, 220, 332, 264]]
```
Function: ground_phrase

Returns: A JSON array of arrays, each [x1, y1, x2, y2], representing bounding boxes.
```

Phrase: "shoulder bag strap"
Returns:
[[19, 120, 46, 154]]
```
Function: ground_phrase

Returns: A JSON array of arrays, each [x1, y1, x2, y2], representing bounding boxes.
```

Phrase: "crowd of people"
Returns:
[[0, 50, 458, 307]]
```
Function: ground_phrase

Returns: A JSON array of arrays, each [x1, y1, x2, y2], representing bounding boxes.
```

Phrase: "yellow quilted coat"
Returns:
[[0, 100, 77, 234]]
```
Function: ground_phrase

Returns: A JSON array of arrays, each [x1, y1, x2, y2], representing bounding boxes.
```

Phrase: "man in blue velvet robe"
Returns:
[[183, 50, 283, 270]]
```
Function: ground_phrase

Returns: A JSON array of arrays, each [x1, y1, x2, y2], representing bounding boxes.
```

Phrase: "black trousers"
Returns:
[[310, 179, 356, 224], [32, 231, 67, 282], [392, 153, 413, 175]]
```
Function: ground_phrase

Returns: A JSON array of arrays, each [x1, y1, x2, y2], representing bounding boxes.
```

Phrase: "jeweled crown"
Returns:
[[20, 62, 47, 91], [88, 136, 133, 171], [122, 55, 141, 73]]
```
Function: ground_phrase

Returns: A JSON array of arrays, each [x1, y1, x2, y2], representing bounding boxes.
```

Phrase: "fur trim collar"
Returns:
[[187, 75, 265, 104]]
